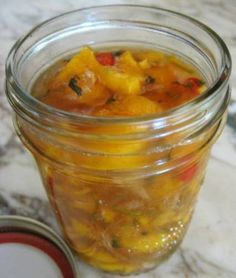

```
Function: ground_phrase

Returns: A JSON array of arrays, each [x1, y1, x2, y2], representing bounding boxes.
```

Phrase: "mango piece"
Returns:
[[137, 215, 151, 230], [41, 86, 83, 111], [51, 47, 96, 87], [198, 84, 207, 94], [145, 65, 176, 87], [74, 81, 110, 106], [118, 51, 144, 79], [33, 131, 148, 170], [153, 210, 177, 228], [90, 260, 136, 274], [139, 58, 151, 70], [44, 47, 110, 111], [92, 250, 118, 264], [134, 50, 165, 64], [147, 175, 183, 201], [100, 207, 116, 223], [69, 236, 96, 257], [153, 209, 191, 230], [85, 248, 136, 274], [117, 95, 161, 116], [70, 220, 91, 237], [95, 51, 144, 96], [97, 67, 141, 95], [52, 47, 142, 96], [119, 225, 162, 254], [95, 95, 162, 116]]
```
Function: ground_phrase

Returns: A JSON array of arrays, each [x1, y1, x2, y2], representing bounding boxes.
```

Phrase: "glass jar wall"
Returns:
[[6, 5, 231, 275]]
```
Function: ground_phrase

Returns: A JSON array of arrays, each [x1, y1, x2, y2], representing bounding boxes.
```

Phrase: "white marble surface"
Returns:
[[0, 0, 236, 277]]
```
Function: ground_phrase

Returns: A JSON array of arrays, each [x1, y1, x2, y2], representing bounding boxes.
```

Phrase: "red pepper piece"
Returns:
[[184, 77, 204, 90], [180, 163, 198, 182], [96, 52, 115, 66], [47, 176, 54, 187]]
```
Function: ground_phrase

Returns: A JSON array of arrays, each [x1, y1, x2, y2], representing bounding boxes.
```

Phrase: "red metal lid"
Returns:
[[0, 216, 77, 278]]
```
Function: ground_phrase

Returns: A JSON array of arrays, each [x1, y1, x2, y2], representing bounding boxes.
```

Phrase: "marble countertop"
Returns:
[[0, 0, 236, 277]]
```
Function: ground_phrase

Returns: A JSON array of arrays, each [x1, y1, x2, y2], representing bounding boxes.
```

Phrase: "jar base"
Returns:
[[75, 241, 182, 276]]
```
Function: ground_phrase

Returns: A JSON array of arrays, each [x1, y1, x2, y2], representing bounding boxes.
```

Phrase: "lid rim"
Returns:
[[0, 232, 74, 278], [0, 215, 77, 278]]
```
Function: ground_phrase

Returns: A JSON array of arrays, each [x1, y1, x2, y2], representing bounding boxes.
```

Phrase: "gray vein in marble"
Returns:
[[178, 249, 236, 278], [0, 190, 55, 228], [211, 154, 236, 169]]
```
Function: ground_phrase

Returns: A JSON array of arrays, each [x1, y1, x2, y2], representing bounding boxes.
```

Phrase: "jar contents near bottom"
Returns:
[[30, 47, 209, 274]]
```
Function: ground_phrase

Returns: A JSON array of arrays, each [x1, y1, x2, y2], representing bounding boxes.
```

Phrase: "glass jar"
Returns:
[[5, 5, 231, 275]]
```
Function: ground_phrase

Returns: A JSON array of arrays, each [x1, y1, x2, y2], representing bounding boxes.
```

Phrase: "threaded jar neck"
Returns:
[[5, 5, 231, 174]]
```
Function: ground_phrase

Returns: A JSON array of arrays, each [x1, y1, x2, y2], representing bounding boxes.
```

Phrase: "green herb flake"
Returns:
[[141, 231, 148, 236], [198, 79, 205, 86], [63, 58, 71, 63], [184, 78, 205, 89], [145, 75, 155, 84], [106, 96, 116, 104], [113, 50, 124, 57], [184, 82, 193, 89], [111, 239, 120, 248], [68, 76, 82, 96]]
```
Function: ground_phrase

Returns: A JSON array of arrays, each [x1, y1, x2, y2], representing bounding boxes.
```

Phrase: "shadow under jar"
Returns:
[[5, 5, 231, 275]]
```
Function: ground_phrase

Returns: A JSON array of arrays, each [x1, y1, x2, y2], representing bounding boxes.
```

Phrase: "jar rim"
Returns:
[[6, 4, 232, 125]]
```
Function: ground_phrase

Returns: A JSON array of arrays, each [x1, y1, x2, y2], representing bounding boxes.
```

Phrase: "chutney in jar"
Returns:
[[29, 47, 211, 274]]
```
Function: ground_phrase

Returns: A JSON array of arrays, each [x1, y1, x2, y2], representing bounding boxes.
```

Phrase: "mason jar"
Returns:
[[5, 5, 231, 275]]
